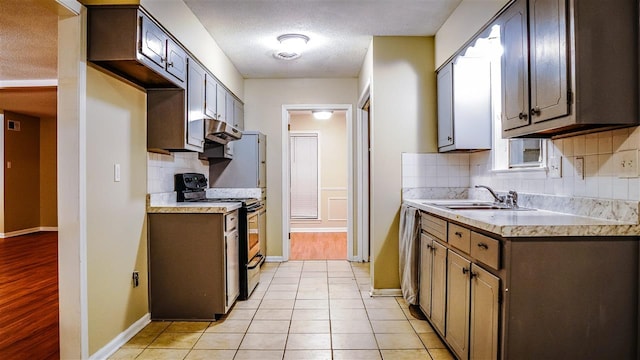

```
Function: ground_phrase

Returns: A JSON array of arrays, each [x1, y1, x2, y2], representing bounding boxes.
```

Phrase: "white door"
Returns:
[[290, 133, 319, 219]]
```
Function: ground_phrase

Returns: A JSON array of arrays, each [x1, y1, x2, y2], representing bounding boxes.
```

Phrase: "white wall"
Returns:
[[147, 152, 209, 194], [434, 0, 509, 69], [243, 78, 358, 257], [358, 39, 374, 98]]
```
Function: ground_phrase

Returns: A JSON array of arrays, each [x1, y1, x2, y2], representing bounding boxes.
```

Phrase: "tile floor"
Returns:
[[109, 260, 455, 360]]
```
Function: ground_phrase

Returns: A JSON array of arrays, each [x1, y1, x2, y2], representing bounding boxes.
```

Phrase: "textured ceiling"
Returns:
[[183, 0, 463, 78]]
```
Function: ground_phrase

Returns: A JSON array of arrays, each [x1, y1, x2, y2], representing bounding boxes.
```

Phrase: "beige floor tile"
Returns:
[[149, 332, 202, 349], [192, 333, 243, 350], [286, 333, 331, 350], [268, 284, 299, 292], [298, 285, 329, 292], [361, 290, 372, 298], [367, 308, 407, 320], [419, 333, 447, 349], [292, 309, 330, 320], [328, 271, 356, 278], [402, 307, 418, 320], [296, 291, 329, 300], [329, 283, 360, 292], [330, 308, 368, 320], [206, 319, 251, 333], [329, 291, 362, 299], [381, 349, 432, 359], [295, 299, 329, 309], [140, 321, 171, 335], [224, 309, 256, 320], [364, 298, 403, 309], [428, 348, 455, 360], [289, 320, 330, 334], [184, 349, 236, 360], [395, 297, 409, 309], [253, 308, 293, 320], [358, 283, 371, 291], [330, 299, 365, 309], [247, 320, 290, 333], [136, 348, 190, 360], [376, 333, 424, 350], [409, 320, 435, 334], [165, 321, 210, 333], [248, 290, 265, 300], [254, 281, 270, 292], [239, 333, 287, 350], [300, 278, 329, 285], [233, 299, 262, 310], [333, 349, 383, 360], [234, 350, 284, 360], [330, 320, 373, 334], [301, 271, 328, 278], [303, 263, 328, 272], [328, 278, 356, 284], [259, 299, 295, 309], [263, 291, 297, 300], [122, 331, 160, 348], [273, 272, 301, 280], [108, 347, 144, 360], [331, 333, 378, 350], [371, 320, 415, 333], [284, 349, 332, 360]]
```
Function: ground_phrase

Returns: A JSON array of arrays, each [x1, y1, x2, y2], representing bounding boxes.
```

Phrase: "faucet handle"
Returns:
[[507, 190, 519, 208]]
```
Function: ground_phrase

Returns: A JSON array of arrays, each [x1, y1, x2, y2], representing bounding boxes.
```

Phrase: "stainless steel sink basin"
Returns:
[[424, 201, 535, 211]]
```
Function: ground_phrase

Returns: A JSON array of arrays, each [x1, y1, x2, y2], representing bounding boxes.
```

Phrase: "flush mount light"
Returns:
[[274, 34, 310, 60], [312, 110, 333, 120]]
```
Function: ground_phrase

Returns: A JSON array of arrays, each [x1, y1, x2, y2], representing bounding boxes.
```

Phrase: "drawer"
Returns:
[[421, 213, 447, 242], [225, 210, 238, 232], [448, 224, 471, 253], [470, 232, 500, 270]]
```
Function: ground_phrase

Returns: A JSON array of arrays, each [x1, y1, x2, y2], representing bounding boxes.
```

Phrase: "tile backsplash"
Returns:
[[147, 152, 209, 194]]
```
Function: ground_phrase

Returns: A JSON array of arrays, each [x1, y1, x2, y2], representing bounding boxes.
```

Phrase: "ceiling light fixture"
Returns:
[[274, 34, 310, 60], [312, 110, 333, 120]]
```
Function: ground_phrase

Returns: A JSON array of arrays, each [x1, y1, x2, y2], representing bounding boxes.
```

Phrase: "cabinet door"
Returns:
[[216, 84, 226, 122], [225, 229, 240, 309], [419, 233, 434, 318], [166, 38, 187, 83], [437, 62, 454, 148], [500, 0, 530, 131], [226, 93, 235, 127], [470, 265, 500, 360], [139, 14, 167, 68], [204, 74, 217, 119], [446, 251, 471, 360], [529, 0, 569, 123], [258, 134, 267, 187], [234, 100, 244, 131], [187, 59, 205, 150], [431, 241, 447, 335]]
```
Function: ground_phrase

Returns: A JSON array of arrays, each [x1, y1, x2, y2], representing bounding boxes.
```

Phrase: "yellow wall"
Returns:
[[368, 37, 437, 290], [290, 112, 348, 230], [0, 113, 3, 234], [40, 116, 57, 227], [435, 0, 510, 69], [85, 66, 148, 355], [4, 111, 40, 233], [244, 78, 358, 257]]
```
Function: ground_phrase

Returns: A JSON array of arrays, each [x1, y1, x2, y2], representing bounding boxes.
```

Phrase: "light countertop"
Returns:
[[404, 199, 640, 238], [147, 201, 241, 214]]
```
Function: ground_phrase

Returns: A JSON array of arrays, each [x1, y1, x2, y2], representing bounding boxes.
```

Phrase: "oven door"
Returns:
[[247, 210, 260, 260]]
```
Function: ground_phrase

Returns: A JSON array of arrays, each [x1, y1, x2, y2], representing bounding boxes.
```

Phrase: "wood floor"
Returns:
[[0, 232, 59, 360], [289, 232, 347, 260]]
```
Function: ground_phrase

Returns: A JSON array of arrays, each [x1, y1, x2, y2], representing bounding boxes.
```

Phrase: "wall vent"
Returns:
[[7, 120, 20, 131]]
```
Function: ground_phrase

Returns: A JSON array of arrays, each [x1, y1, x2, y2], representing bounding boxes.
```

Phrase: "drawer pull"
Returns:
[[470, 271, 478, 279], [462, 267, 469, 275], [454, 232, 463, 237], [477, 243, 489, 250]]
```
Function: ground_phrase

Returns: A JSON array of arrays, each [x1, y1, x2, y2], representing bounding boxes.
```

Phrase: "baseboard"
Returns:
[[290, 228, 347, 233], [89, 313, 150, 360], [265, 256, 285, 262], [0, 227, 59, 238], [370, 288, 402, 297]]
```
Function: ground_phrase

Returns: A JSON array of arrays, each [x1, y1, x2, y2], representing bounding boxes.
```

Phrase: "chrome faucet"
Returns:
[[506, 190, 519, 209], [475, 185, 505, 204]]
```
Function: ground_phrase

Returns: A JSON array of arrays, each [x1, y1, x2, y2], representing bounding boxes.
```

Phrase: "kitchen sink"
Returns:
[[424, 201, 535, 211]]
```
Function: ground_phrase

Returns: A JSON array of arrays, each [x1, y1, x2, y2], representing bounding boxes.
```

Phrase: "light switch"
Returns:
[[616, 150, 638, 178], [6, 161, 11, 169], [114, 163, 121, 182], [549, 156, 562, 178]]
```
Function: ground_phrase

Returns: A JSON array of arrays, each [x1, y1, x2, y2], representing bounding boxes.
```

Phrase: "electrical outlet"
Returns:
[[132, 271, 139, 288], [575, 157, 585, 180], [616, 150, 638, 178], [114, 163, 121, 182], [549, 156, 562, 178]]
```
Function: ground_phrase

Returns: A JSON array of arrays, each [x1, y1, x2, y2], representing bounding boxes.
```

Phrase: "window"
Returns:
[[509, 139, 543, 168], [290, 133, 319, 219]]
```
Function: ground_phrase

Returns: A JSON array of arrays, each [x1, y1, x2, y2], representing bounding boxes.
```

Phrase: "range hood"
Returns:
[[205, 118, 242, 144]]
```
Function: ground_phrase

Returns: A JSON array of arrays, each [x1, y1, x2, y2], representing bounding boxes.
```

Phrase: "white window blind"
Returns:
[[290, 133, 319, 219]]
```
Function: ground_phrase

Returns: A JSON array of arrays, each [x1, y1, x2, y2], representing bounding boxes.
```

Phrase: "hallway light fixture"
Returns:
[[274, 34, 310, 60], [312, 110, 333, 120]]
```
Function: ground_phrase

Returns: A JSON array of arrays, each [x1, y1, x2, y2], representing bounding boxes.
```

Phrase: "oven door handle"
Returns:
[[247, 254, 264, 270]]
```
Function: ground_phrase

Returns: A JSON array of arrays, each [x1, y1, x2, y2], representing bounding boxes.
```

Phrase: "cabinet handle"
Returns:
[[470, 271, 478, 279], [477, 243, 489, 250], [462, 267, 469, 275], [454, 231, 463, 238], [447, 136, 453, 141], [167, 61, 174, 67], [518, 112, 528, 120], [530, 107, 541, 116]]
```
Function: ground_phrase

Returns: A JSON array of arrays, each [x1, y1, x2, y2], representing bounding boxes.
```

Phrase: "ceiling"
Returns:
[[183, 0, 462, 78], [0, 0, 462, 119]]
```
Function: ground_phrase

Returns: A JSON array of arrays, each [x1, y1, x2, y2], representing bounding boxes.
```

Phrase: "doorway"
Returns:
[[281, 105, 353, 261]]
